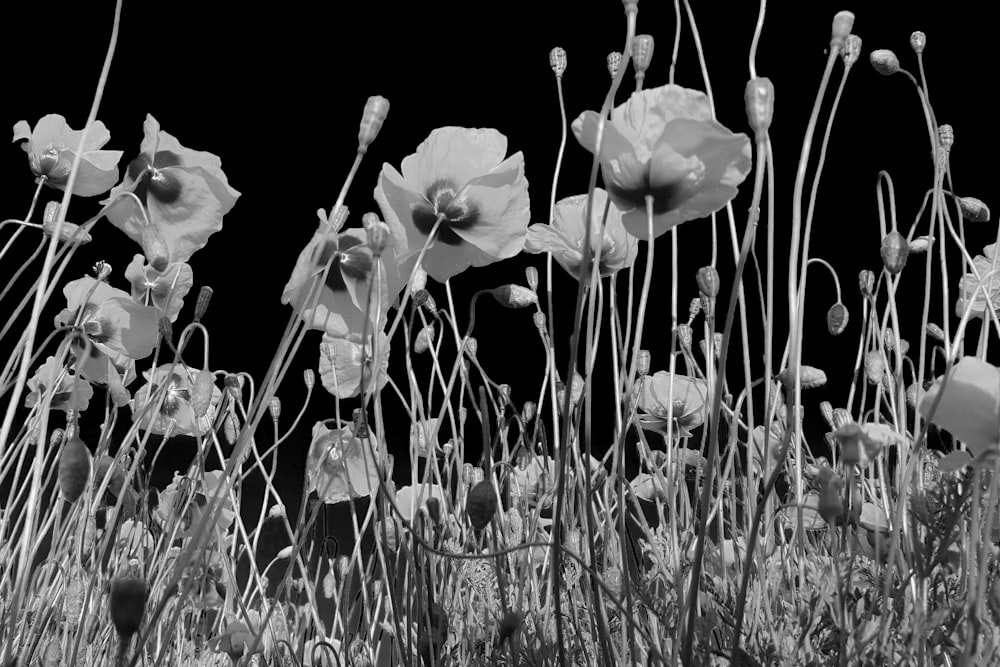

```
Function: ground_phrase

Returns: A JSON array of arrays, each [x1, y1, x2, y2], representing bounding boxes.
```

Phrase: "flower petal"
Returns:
[[612, 85, 714, 159], [401, 127, 508, 191], [919, 357, 1000, 456], [571, 111, 635, 163], [449, 152, 530, 258]]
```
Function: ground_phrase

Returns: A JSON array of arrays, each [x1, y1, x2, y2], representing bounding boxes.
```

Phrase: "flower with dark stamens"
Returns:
[[54, 277, 158, 391], [572, 84, 752, 240], [525, 188, 637, 280], [132, 364, 221, 437], [124, 254, 193, 323], [374, 127, 530, 283], [636, 371, 709, 437], [12, 114, 122, 196], [282, 208, 405, 339], [102, 114, 240, 265], [318, 332, 389, 398], [306, 421, 381, 504]]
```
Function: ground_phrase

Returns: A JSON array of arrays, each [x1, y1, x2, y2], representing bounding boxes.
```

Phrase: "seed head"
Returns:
[[910, 31, 926, 54], [607, 52, 622, 79], [358, 95, 390, 153], [745, 77, 775, 140], [549, 47, 567, 77]]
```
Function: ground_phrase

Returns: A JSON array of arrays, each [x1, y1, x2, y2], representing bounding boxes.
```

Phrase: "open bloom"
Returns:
[[318, 332, 389, 398], [374, 127, 531, 283], [919, 356, 1000, 457], [636, 371, 709, 436], [12, 114, 122, 196], [306, 421, 381, 504], [132, 364, 221, 437], [572, 84, 752, 240], [25, 355, 93, 413], [124, 254, 193, 322], [955, 244, 1000, 319], [102, 114, 240, 265], [282, 210, 402, 339], [525, 188, 637, 279], [156, 470, 236, 540], [55, 277, 159, 391]]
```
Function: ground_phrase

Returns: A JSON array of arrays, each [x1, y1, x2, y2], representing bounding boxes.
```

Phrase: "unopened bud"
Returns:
[[194, 286, 213, 322], [464, 337, 478, 357], [632, 35, 654, 77], [410, 267, 428, 294], [42, 202, 91, 245], [819, 401, 835, 429], [675, 323, 693, 350], [909, 236, 932, 253], [869, 49, 900, 76], [358, 96, 389, 152], [637, 350, 651, 377], [831, 11, 855, 49], [549, 47, 567, 77], [957, 196, 991, 223], [269, 397, 282, 421], [268, 504, 286, 519], [880, 231, 909, 275], [607, 52, 622, 79], [224, 374, 242, 399], [492, 285, 538, 309], [303, 368, 315, 390], [190, 368, 215, 418], [745, 77, 775, 140], [696, 265, 720, 298], [925, 323, 945, 342], [938, 125, 954, 151], [533, 311, 547, 332], [415, 325, 435, 354], [842, 35, 862, 67], [864, 350, 885, 385], [522, 401, 536, 422], [525, 266, 539, 291], [361, 213, 390, 255], [859, 270, 875, 298], [827, 302, 849, 336], [224, 413, 238, 445], [688, 297, 702, 322], [498, 383, 511, 406], [140, 224, 169, 272], [910, 31, 926, 54]]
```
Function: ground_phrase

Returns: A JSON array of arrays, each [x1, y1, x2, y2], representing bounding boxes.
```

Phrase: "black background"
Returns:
[[2, 0, 996, 591]]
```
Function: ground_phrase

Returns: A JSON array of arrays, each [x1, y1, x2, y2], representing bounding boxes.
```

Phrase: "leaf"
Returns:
[[938, 449, 973, 472]]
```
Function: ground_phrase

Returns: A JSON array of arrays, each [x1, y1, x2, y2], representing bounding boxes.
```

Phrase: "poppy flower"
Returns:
[[132, 364, 222, 437], [25, 355, 93, 413], [124, 254, 194, 323], [102, 114, 240, 265], [955, 244, 1000, 319], [12, 114, 122, 196], [374, 127, 531, 283], [393, 483, 449, 522], [156, 471, 236, 540], [54, 277, 159, 390], [318, 332, 389, 398], [572, 84, 752, 240], [635, 371, 709, 436], [919, 356, 1000, 457], [525, 188, 638, 280], [282, 210, 403, 340], [306, 421, 381, 504]]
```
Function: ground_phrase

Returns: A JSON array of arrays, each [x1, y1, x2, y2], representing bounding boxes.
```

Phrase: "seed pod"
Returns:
[[607, 52, 622, 79], [269, 397, 282, 421], [110, 565, 148, 641], [190, 368, 215, 418], [858, 270, 875, 298], [745, 77, 775, 140], [675, 323, 693, 350], [826, 302, 849, 335], [303, 368, 315, 390], [696, 265, 720, 299], [910, 30, 926, 54], [415, 325, 435, 354], [831, 10, 855, 48], [533, 311, 547, 332], [549, 47, 567, 77], [864, 350, 885, 385], [880, 231, 909, 274], [938, 124, 954, 151], [140, 224, 169, 272], [957, 196, 991, 223], [841, 35, 862, 67], [193, 285, 213, 322], [466, 480, 497, 531], [870, 49, 900, 76], [636, 350, 651, 377], [358, 95, 389, 153], [492, 284, 537, 308], [632, 34, 655, 78], [59, 435, 91, 503]]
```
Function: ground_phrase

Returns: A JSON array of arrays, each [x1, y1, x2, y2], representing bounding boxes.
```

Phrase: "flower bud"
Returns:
[[688, 297, 702, 322], [464, 336, 478, 357], [607, 52, 622, 79], [858, 270, 875, 298], [938, 124, 954, 151], [410, 266, 428, 294], [467, 481, 497, 531], [303, 368, 315, 390], [140, 224, 169, 272], [110, 563, 148, 641], [525, 266, 539, 291], [880, 231, 909, 274], [632, 35, 654, 78], [870, 49, 900, 76], [492, 284, 538, 308], [831, 11, 855, 49], [59, 435, 91, 503], [925, 323, 945, 342], [910, 30, 926, 54], [637, 350, 651, 377], [549, 47, 567, 77], [826, 302, 849, 336], [268, 504, 286, 519], [696, 265, 720, 298], [322, 566, 336, 599], [675, 323, 693, 350], [957, 196, 991, 223], [521, 401, 536, 422], [819, 401, 835, 429], [190, 368, 215, 418], [194, 286, 213, 322], [745, 77, 775, 140], [415, 325, 435, 354], [269, 397, 282, 421], [358, 95, 389, 152], [841, 35, 862, 67], [864, 350, 885, 385], [817, 466, 846, 524], [224, 374, 242, 399], [224, 413, 238, 445], [533, 311, 547, 332], [779, 365, 827, 390], [361, 212, 390, 256], [909, 236, 932, 253]]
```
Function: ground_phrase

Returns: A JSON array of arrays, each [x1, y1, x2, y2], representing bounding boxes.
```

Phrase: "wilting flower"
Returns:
[[374, 126, 531, 283], [525, 188, 638, 279], [12, 114, 122, 196], [318, 332, 389, 398], [132, 364, 221, 437], [306, 421, 381, 504], [25, 355, 93, 413], [955, 244, 1000, 319], [572, 84, 752, 240], [636, 371, 709, 436], [102, 114, 240, 265], [282, 210, 403, 339], [919, 356, 1000, 457], [55, 277, 159, 391], [124, 254, 194, 322]]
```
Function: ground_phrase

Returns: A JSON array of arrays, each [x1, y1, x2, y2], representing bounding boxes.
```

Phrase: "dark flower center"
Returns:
[[128, 150, 183, 205], [74, 312, 114, 357], [412, 179, 481, 246], [313, 235, 375, 293], [608, 172, 693, 217], [35, 146, 72, 183]]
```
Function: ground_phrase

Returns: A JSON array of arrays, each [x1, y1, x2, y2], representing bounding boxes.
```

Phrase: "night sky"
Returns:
[[2, 0, 997, 588]]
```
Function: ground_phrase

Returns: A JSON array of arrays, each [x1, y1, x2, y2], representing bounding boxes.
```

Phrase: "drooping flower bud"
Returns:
[[632, 35, 655, 80], [745, 77, 775, 140], [607, 52, 622, 79], [415, 325, 435, 354], [361, 212, 390, 256], [194, 286, 213, 322], [841, 35, 862, 67], [910, 31, 926, 54], [549, 47, 567, 78], [492, 285, 538, 308], [858, 270, 875, 298], [637, 350, 651, 377], [870, 49, 901, 76], [358, 96, 389, 153], [909, 236, 932, 253], [466, 480, 497, 531], [880, 231, 909, 274], [779, 365, 828, 390], [604, 566, 623, 598], [224, 413, 238, 445], [831, 11, 855, 49], [827, 302, 849, 335], [696, 265, 720, 299], [190, 368, 215, 418], [110, 562, 148, 642], [525, 266, 539, 292], [925, 323, 945, 342], [59, 435, 91, 503], [957, 196, 991, 223], [140, 224, 169, 272]]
